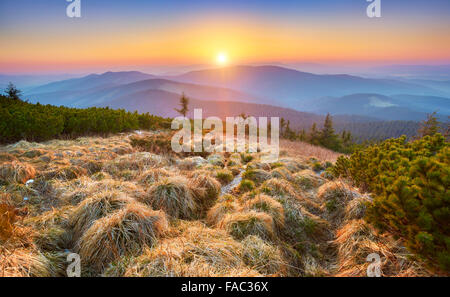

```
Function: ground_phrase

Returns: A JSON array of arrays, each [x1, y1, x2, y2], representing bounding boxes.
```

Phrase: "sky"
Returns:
[[1, 0, 450, 74]]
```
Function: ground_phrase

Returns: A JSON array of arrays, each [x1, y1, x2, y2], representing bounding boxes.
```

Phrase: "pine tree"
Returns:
[[309, 123, 320, 145], [320, 113, 341, 151], [280, 118, 286, 136], [4, 82, 22, 101], [175, 93, 189, 118], [417, 112, 440, 138]]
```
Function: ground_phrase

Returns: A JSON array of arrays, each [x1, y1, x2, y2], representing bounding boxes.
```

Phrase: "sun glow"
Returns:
[[216, 52, 228, 66]]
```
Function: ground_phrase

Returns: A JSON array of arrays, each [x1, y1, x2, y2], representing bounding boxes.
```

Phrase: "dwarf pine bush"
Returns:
[[332, 134, 449, 271]]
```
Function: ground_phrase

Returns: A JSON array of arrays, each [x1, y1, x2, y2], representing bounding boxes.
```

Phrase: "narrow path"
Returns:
[[220, 166, 246, 195]]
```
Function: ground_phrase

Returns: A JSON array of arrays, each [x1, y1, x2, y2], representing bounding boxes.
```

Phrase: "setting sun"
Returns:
[[216, 52, 228, 65]]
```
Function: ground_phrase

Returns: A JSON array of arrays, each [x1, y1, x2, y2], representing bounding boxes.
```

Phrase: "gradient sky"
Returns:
[[1, 0, 450, 74]]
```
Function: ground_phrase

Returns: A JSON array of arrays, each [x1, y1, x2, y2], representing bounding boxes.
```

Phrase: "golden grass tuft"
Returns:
[[317, 181, 359, 223], [218, 211, 276, 241], [241, 235, 288, 276], [317, 180, 357, 203], [293, 170, 325, 191], [260, 178, 297, 198], [206, 200, 239, 226], [42, 165, 87, 180], [214, 168, 234, 184], [333, 219, 433, 277], [0, 153, 18, 163], [242, 194, 284, 231], [138, 168, 172, 185], [246, 160, 271, 171], [242, 168, 271, 185], [69, 190, 134, 240], [104, 152, 164, 176], [77, 202, 168, 270], [121, 223, 261, 277], [145, 176, 198, 219], [190, 174, 221, 203], [344, 195, 372, 221], [0, 248, 53, 277], [0, 161, 36, 184], [270, 166, 293, 181]]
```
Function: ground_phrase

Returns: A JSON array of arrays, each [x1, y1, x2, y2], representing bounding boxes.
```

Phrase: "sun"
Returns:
[[216, 52, 228, 66]]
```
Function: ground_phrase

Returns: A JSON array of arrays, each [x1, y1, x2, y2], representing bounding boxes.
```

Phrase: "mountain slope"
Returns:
[[26, 78, 261, 107], [171, 65, 447, 106], [300, 93, 450, 121], [26, 71, 156, 94]]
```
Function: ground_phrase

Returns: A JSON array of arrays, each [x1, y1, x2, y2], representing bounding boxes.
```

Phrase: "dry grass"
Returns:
[[77, 202, 168, 270], [242, 168, 271, 185], [280, 139, 342, 163], [0, 133, 436, 277], [144, 176, 198, 219], [241, 235, 288, 276], [69, 190, 134, 241], [138, 168, 172, 185], [242, 194, 285, 231], [333, 220, 433, 277], [293, 170, 325, 191], [218, 211, 276, 241], [270, 166, 293, 181], [260, 178, 297, 198], [190, 173, 221, 205], [206, 200, 239, 226], [0, 161, 36, 184], [119, 223, 261, 277]]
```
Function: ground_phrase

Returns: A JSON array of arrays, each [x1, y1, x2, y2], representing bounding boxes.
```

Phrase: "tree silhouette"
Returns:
[[175, 93, 189, 118], [5, 82, 22, 101], [417, 112, 440, 138]]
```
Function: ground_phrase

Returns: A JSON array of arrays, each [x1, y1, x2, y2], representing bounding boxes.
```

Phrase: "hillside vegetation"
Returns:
[[332, 133, 449, 272], [0, 130, 441, 277], [0, 95, 171, 144]]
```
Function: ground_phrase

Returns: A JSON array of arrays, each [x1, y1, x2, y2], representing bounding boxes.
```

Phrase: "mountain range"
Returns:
[[22, 65, 449, 124]]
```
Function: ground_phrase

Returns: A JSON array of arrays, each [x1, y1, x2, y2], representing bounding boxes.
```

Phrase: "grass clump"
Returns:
[[334, 219, 432, 277], [145, 176, 197, 219], [317, 181, 357, 222], [270, 166, 293, 181], [138, 168, 172, 185], [242, 168, 271, 185], [238, 179, 255, 193], [190, 174, 221, 208], [69, 190, 134, 240], [206, 200, 239, 226], [77, 202, 168, 270], [241, 235, 287, 276], [260, 178, 296, 198], [215, 169, 234, 184], [219, 211, 276, 241], [123, 223, 260, 277], [243, 194, 285, 231], [0, 161, 36, 184]]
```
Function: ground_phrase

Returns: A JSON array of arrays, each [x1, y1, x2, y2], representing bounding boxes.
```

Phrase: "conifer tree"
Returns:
[[417, 112, 440, 138], [175, 93, 189, 118], [4, 82, 22, 101]]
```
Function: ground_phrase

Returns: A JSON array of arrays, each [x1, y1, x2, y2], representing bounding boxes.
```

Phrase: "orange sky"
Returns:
[[1, 1, 450, 73]]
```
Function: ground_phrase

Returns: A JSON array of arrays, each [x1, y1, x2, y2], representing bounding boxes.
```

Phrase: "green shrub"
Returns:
[[0, 95, 169, 144], [332, 134, 449, 272]]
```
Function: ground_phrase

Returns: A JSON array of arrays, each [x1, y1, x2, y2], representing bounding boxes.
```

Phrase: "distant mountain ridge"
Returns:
[[300, 93, 450, 121], [22, 66, 450, 124], [170, 65, 449, 106]]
